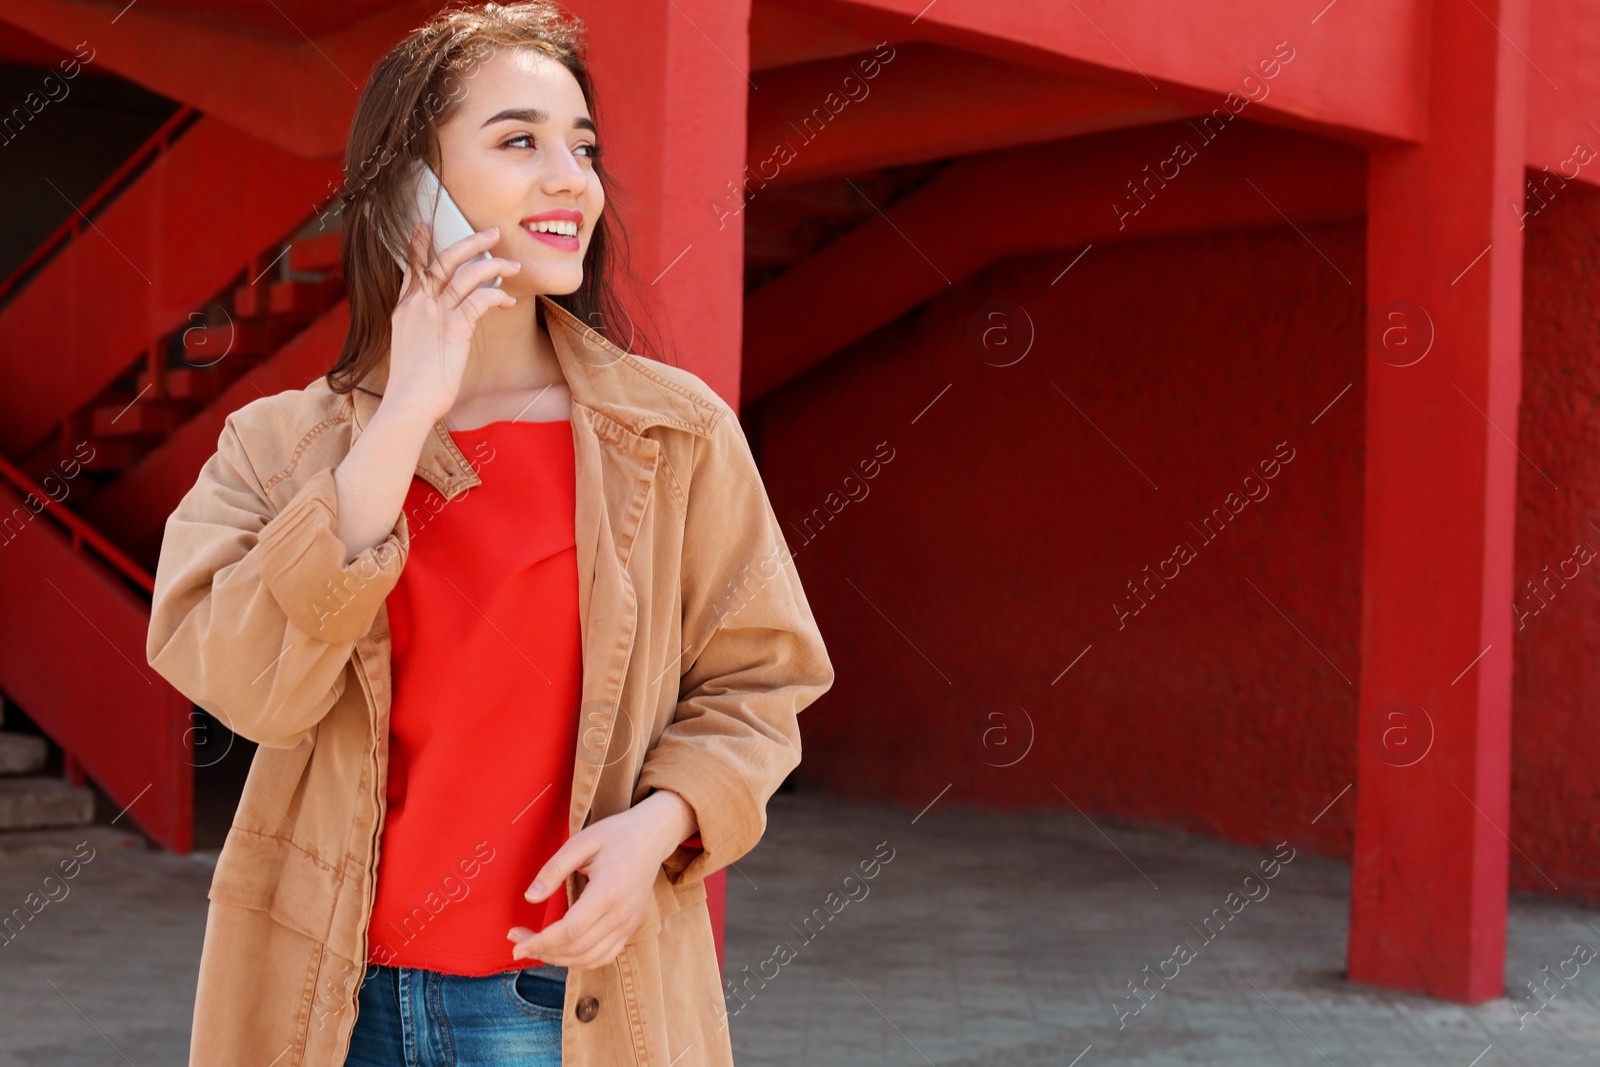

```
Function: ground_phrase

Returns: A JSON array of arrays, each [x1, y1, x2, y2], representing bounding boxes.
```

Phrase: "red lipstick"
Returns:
[[521, 209, 583, 251]]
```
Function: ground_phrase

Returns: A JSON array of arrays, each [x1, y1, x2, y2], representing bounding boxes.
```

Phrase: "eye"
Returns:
[[499, 134, 600, 161]]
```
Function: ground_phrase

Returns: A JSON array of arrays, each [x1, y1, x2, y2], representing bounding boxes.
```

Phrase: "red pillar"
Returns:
[[1350, 0, 1529, 1002], [574, 0, 750, 404], [573, 0, 753, 972]]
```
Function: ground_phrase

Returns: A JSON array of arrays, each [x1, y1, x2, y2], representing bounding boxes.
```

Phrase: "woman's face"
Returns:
[[431, 47, 603, 298]]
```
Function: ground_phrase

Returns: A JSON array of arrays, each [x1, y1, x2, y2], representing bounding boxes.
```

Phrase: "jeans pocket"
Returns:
[[505, 968, 566, 1018]]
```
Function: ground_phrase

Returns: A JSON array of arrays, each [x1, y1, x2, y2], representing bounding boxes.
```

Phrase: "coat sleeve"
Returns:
[[634, 404, 835, 886], [146, 406, 409, 750]]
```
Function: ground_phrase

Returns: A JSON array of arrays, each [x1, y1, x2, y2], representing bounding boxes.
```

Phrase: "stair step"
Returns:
[[174, 320, 302, 362], [291, 232, 342, 273], [0, 824, 147, 859], [0, 777, 94, 831], [0, 733, 47, 775], [135, 365, 231, 403], [231, 277, 342, 321], [268, 277, 344, 317], [232, 283, 273, 319], [76, 438, 148, 473], [90, 398, 191, 439]]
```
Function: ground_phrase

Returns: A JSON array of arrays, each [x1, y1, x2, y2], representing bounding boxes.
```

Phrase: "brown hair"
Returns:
[[324, 0, 662, 393]]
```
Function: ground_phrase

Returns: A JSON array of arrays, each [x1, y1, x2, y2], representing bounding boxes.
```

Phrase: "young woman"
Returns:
[[146, 3, 834, 1065]]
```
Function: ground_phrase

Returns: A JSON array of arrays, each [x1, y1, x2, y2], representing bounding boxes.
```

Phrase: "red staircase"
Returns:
[[0, 109, 353, 853]]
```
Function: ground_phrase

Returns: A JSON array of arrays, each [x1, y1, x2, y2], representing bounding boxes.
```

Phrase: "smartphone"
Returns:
[[391, 160, 504, 290]]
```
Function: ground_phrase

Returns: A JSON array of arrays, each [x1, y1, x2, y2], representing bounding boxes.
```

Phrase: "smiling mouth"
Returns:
[[523, 219, 581, 250], [523, 219, 580, 238]]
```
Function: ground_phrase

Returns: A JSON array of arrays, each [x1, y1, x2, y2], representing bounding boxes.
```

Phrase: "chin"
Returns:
[[506, 271, 584, 300], [550, 272, 585, 295]]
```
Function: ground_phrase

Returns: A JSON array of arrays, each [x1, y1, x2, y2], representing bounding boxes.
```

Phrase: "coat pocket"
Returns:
[[669, 873, 708, 912], [626, 862, 708, 946], [207, 825, 344, 946]]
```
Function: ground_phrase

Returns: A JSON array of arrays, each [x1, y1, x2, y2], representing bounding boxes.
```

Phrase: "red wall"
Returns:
[[756, 220, 1369, 862], [1512, 181, 1600, 902], [759, 199, 1600, 902]]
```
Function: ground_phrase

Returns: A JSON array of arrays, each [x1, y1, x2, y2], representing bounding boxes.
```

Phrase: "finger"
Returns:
[[509, 883, 613, 960], [409, 226, 451, 303], [508, 925, 563, 963], [431, 227, 502, 288], [582, 935, 629, 970], [513, 911, 628, 966], [533, 887, 637, 961], [568, 931, 629, 971], [513, 883, 599, 956], [522, 883, 602, 947], [457, 284, 518, 332], [510, 914, 579, 961], [441, 256, 521, 308], [558, 916, 632, 964], [533, 904, 625, 961], [516, 915, 630, 970], [525, 835, 601, 902], [419, 228, 450, 294]]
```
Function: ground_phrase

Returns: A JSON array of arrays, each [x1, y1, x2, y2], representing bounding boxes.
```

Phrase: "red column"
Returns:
[[575, 0, 753, 971], [576, 0, 751, 404], [1350, 0, 1529, 1002]]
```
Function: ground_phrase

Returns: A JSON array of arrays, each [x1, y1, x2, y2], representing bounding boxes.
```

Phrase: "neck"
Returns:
[[453, 293, 564, 403]]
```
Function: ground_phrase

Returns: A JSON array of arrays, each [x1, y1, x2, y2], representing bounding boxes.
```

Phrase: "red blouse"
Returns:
[[366, 418, 581, 975]]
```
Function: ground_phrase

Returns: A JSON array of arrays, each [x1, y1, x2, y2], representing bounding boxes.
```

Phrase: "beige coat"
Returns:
[[146, 294, 835, 1065]]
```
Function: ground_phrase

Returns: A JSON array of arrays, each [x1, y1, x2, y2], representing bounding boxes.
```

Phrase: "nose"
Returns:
[[541, 145, 590, 197]]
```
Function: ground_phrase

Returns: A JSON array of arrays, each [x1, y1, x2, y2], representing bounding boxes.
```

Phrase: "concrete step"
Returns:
[[0, 733, 47, 776], [0, 777, 94, 831], [0, 824, 146, 860]]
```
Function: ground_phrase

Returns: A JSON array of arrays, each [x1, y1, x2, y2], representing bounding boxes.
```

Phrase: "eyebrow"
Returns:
[[480, 107, 596, 133]]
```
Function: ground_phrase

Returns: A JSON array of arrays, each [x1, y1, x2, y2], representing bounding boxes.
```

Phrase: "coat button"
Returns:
[[576, 995, 600, 1022]]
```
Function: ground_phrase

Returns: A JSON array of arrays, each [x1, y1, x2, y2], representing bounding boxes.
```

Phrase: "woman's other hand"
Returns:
[[506, 790, 696, 969]]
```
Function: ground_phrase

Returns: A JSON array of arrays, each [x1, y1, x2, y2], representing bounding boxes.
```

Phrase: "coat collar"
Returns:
[[345, 293, 718, 498]]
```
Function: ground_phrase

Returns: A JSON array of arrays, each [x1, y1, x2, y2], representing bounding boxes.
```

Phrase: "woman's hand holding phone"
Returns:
[[381, 222, 522, 427], [326, 223, 518, 562]]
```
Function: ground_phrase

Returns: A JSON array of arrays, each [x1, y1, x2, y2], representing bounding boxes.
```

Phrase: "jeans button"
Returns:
[[576, 994, 600, 1022]]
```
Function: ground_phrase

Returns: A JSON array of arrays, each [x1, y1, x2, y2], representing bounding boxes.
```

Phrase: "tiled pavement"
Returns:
[[727, 790, 1600, 1067], [1, 792, 1597, 1065]]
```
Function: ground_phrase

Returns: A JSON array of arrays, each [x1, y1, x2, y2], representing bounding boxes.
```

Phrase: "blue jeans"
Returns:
[[344, 962, 568, 1065]]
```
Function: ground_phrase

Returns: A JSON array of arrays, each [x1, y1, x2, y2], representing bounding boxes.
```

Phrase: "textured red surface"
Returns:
[[760, 220, 1366, 861], [1512, 181, 1600, 904]]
